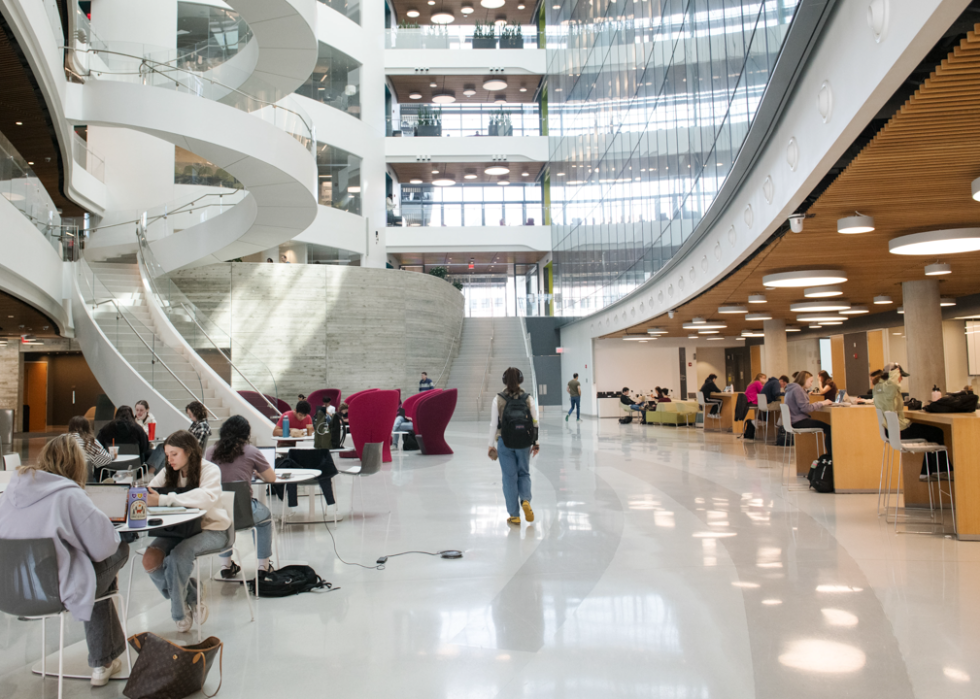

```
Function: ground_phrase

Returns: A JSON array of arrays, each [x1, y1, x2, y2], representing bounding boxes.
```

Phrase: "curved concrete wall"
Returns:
[[168, 263, 465, 402]]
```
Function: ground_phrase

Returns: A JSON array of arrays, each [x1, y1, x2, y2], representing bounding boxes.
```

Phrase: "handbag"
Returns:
[[904, 397, 923, 411], [124, 633, 222, 699]]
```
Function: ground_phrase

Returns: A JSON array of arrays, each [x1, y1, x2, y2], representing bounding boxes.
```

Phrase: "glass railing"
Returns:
[[72, 132, 105, 182], [0, 130, 65, 255], [385, 26, 540, 49], [395, 104, 541, 137], [397, 183, 543, 227], [318, 0, 360, 25], [76, 258, 216, 418], [135, 218, 282, 415]]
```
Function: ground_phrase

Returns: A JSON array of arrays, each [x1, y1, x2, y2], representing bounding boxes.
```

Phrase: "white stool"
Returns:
[[778, 404, 826, 488]]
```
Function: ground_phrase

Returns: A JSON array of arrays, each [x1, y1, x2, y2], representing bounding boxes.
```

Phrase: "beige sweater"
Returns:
[[149, 460, 230, 531]]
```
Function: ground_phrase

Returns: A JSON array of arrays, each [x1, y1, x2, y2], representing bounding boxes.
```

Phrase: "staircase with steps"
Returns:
[[84, 262, 232, 425], [446, 317, 533, 422]]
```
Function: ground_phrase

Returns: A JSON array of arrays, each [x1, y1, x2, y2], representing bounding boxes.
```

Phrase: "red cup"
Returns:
[[148, 422, 156, 440]]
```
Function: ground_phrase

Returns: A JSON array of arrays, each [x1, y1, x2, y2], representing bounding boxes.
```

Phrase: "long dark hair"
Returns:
[[114, 406, 136, 423], [210, 415, 250, 465], [162, 430, 203, 488], [502, 367, 523, 396], [185, 401, 207, 422], [706, 374, 717, 383], [68, 415, 95, 448]]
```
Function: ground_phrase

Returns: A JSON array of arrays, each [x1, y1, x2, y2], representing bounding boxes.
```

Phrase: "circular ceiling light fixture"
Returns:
[[809, 324, 823, 329], [839, 305, 869, 315], [699, 330, 720, 335], [804, 285, 843, 298], [409, 178, 423, 184], [683, 321, 726, 330], [941, 297, 956, 307], [408, 92, 422, 100], [745, 312, 772, 321], [821, 321, 843, 325], [796, 313, 847, 323], [889, 228, 980, 255], [406, 8, 421, 17], [494, 96, 508, 105], [521, 171, 529, 177], [741, 331, 765, 337], [485, 165, 510, 175], [622, 335, 650, 341], [432, 169, 440, 174], [790, 300, 852, 313], [897, 306, 904, 314], [519, 86, 528, 92], [432, 91, 456, 104], [688, 334, 699, 339], [707, 336, 725, 341], [837, 212, 875, 234], [483, 78, 508, 91], [718, 305, 749, 314], [431, 9, 455, 22], [924, 262, 951, 276], [429, 81, 438, 88], [480, 0, 506, 7], [646, 327, 668, 335], [433, 177, 456, 186], [748, 294, 767, 304], [463, 169, 478, 180], [494, 15, 508, 26], [690, 317, 706, 324], [785, 326, 801, 332], [496, 178, 510, 186], [460, 2, 475, 13], [462, 86, 477, 97], [762, 270, 847, 288], [873, 295, 892, 304]]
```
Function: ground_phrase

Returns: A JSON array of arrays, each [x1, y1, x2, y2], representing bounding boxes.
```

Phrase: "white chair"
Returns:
[[883, 411, 955, 535], [213, 482, 260, 606], [2, 453, 21, 470], [874, 408, 926, 516], [778, 403, 826, 487], [755, 395, 776, 443], [337, 443, 386, 518], [697, 392, 721, 429]]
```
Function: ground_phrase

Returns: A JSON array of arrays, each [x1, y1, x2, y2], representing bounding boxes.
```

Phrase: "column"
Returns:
[[358, 0, 388, 268], [763, 319, 788, 378], [902, 280, 946, 398]]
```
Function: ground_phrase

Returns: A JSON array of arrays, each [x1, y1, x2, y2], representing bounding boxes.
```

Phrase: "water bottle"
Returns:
[[932, 385, 942, 402], [128, 486, 148, 528], [282, 415, 290, 439]]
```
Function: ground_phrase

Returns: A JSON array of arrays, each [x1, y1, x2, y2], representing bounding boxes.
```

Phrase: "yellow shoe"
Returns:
[[521, 500, 534, 522], [507, 516, 521, 525]]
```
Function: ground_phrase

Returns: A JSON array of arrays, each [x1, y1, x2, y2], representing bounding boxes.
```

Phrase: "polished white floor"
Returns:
[[2, 414, 979, 698]]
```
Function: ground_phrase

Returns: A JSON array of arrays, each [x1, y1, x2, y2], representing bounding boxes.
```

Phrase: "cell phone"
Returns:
[[280, 472, 292, 479], [148, 518, 163, 526]]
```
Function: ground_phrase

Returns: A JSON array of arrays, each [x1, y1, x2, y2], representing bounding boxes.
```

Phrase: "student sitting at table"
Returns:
[[185, 401, 211, 447], [815, 371, 839, 400], [620, 388, 648, 424], [273, 400, 313, 439], [761, 375, 787, 404], [0, 435, 129, 686], [655, 387, 671, 403], [96, 405, 151, 465], [134, 400, 157, 435], [68, 415, 113, 481], [205, 416, 276, 578], [873, 363, 952, 481], [144, 431, 231, 633], [745, 373, 767, 406], [785, 371, 833, 454], [700, 375, 722, 414]]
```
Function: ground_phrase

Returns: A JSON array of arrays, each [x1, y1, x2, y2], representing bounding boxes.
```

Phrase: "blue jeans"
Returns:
[[567, 396, 580, 419], [497, 437, 531, 517], [148, 529, 229, 621], [218, 499, 272, 561]]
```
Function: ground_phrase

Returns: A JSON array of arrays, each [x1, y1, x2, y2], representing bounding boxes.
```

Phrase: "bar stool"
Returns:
[[778, 404, 825, 488], [883, 411, 955, 535], [697, 392, 721, 430], [874, 408, 926, 516]]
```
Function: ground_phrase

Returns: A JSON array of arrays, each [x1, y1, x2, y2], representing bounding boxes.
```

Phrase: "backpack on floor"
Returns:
[[498, 392, 535, 448], [619, 415, 633, 424], [246, 565, 334, 598], [807, 454, 835, 493], [775, 427, 794, 447], [742, 419, 755, 440], [402, 432, 420, 451]]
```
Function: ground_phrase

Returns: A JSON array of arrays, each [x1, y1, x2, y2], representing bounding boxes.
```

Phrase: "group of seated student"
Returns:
[[761, 374, 789, 404], [619, 387, 674, 424], [783, 371, 835, 454], [95, 405, 152, 464], [745, 373, 767, 406]]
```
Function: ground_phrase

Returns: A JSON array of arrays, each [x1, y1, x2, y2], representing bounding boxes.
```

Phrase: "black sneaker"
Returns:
[[220, 561, 241, 579]]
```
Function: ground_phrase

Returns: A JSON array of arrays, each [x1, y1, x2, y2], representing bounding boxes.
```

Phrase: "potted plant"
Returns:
[[472, 21, 497, 49], [499, 21, 523, 49], [396, 19, 421, 48], [415, 105, 442, 137], [488, 108, 513, 136]]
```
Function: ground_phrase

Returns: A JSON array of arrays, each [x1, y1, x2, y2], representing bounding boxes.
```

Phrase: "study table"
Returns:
[[792, 405, 890, 492], [710, 393, 751, 434]]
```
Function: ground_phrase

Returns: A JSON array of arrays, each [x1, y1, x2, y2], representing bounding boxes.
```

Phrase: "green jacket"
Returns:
[[872, 371, 908, 430]]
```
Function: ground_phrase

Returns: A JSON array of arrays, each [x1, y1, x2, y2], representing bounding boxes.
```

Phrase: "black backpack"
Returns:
[[807, 454, 835, 493], [775, 426, 794, 447], [924, 391, 979, 413], [246, 565, 334, 598], [498, 392, 535, 449], [742, 418, 755, 440], [619, 415, 633, 425], [402, 432, 419, 451]]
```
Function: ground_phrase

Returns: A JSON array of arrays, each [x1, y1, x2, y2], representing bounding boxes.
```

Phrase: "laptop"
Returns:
[[86, 484, 130, 525], [257, 446, 277, 471], [836, 390, 846, 403]]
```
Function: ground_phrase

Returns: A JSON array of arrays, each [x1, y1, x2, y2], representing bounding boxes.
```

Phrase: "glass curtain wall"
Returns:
[[547, 0, 801, 316], [399, 183, 543, 227], [317, 142, 362, 214], [175, 2, 252, 71], [295, 43, 362, 119], [397, 104, 541, 137], [318, 0, 360, 25]]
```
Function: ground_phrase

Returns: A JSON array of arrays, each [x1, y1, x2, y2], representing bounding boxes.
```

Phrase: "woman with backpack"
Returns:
[[487, 367, 539, 526]]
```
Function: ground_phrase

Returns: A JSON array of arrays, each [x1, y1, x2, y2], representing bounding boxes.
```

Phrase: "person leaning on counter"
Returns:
[[784, 371, 833, 455], [872, 363, 952, 481]]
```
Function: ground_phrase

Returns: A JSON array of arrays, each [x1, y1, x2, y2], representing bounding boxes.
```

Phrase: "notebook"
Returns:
[[86, 484, 130, 524]]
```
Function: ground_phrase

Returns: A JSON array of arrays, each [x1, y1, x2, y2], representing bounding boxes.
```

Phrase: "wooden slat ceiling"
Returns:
[[0, 290, 61, 339], [388, 74, 541, 104], [0, 16, 84, 217], [391, 160, 543, 184], [609, 25, 980, 339], [391, 0, 538, 26], [393, 250, 545, 269]]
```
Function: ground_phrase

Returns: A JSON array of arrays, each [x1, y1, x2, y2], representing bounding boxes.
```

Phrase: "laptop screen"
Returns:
[[257, 446, 277, 471], [87, 485, 130, 523]]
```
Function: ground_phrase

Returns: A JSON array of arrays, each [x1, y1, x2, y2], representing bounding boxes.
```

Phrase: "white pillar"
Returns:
[[358, 0, 388, 268], [902, 280, 946, 398], [763, 319, 788, 378]]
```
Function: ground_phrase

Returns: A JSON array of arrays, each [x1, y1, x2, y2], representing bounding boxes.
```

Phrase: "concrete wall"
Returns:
[[695, 347, 726, 390], [0, 343, 21, 435], [788, 338, 821, 379], [169, 262, 464, 402]]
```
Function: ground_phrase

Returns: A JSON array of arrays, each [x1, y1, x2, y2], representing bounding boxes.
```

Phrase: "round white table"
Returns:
[[274, 434, 315, 442], [116, 509, 205, 533], [110, 454, 140, 463]]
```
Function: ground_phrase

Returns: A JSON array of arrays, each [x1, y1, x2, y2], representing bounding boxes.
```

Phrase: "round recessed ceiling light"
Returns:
[[431, 10, 455, 23], [785, 326, 801, 332], [429, 81, 438, 88], [428, 1, 435, 5], [463, 171, 478, 180], [707, 337, 725, 341], [839, 305, 869, 315], [748, 294, 767, 304], [699, 330, 720, 335], [804, 285, 843, 298], [409, 178, 423, 184], [484, 165, 510, 175], [837, 212, 875, 234], [718, 305, 749, 314], [433, 177, 456, 186], [682, 321, 726, 330], [873, 295, 893, 304], [521, 171, 529, 177], [462, 88, 477, 97], [745, 313, 772, 321], [646, 327, 668, 335], [924, 262, 951, 275], [941, 297, 956, 307], [762, 270, 847, 288], [741, 331, 765, 337], [790, 300, 852, 313], [519, 86, 527, 92], [483, 78, 508, 91], [688, 334, 699, 339], [409, 92, 422, 99], [890, 228, 980, 255], [897, 306, 904, 314], [432, 169, 440, 174], [496, 178, 510, 186], [432, 92, 456, 104], [460, 2, 475, 13], [480, 0, 505, 7], [406, 8, 421, 17], [796, 313, 847, 323]]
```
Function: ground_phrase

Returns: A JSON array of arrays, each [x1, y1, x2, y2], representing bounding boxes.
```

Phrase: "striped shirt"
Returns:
[[189, 420, 212, 446], [70, 432, 113, 468]]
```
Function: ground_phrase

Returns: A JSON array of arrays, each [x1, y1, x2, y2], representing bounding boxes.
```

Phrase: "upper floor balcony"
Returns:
[[385, 25, 540, 50]]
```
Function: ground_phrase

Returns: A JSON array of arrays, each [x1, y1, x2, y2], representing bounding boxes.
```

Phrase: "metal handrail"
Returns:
[[475, 320, 495, 422], [522, 326, 539, 409], [62, 46, 315, 149], [434, 309, 465, 388], [80, 269, 217, 420], [87, 191, 243, 235]]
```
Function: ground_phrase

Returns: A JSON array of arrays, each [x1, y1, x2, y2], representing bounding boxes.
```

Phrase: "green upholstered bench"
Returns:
[[645, 400, 700, 426]]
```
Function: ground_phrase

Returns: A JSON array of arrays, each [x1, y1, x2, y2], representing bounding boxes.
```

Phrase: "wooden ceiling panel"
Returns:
[[0, 291, 62, 339], [393, 250, 545, 270], [608, 25, 980, 340], [389, 74, 541, 104], [391, 160, 543, 184], [391, 0, 538, 27]]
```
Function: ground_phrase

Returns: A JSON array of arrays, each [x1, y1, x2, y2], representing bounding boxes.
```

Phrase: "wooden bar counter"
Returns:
[[900, 411, 980, 540], [711, 393, 751, 434]]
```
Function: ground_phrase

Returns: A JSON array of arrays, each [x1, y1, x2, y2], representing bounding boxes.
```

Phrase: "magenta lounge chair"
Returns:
[[414, 388, 457, 455]]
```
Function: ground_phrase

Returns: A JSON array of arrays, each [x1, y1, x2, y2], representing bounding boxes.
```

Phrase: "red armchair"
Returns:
[[414, 388, 457, 455], [307, 389, 342, 411], [402, 389, 441, 422], [347, 389, 400, 464]]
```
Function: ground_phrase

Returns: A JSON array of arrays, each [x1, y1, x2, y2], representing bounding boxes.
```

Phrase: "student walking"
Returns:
[[488, 367, 539, 525], [566, 373, 582, 422]]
